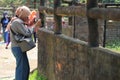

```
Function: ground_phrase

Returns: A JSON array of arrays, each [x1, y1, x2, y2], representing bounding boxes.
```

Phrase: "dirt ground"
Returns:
[[0, 41, 37, 80]]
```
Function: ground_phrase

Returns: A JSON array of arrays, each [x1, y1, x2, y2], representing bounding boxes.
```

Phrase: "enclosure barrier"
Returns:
[[38, 0, 120, 80], [39, 1, 120, 47]]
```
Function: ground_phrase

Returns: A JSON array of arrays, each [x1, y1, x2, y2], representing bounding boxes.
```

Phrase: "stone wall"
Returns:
[[38, 28, 120, 80]]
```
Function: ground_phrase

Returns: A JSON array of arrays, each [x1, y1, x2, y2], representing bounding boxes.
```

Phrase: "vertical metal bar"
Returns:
[[40, 0, 45, 27], [87, 0, 99, 47], [103, 20, 107, 47], [73, 16, 76, 38], [103, 5, 107, 47], [34, 0, 36, 9], [54, 0, 62, 34], [72, 0, 79, 38], [68, 2, 73, 26]]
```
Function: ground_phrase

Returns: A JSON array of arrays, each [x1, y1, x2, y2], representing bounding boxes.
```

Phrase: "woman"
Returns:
[[10, 6, 41, 80], [0, 11, 10, 43]]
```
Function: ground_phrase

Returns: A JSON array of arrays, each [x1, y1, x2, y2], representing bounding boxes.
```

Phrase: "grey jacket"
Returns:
[[10, 18, 34, 47]]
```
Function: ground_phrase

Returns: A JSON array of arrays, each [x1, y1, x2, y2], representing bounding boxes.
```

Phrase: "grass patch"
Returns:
[[29, 69, 47, 80], [106, 40, 120, 52]]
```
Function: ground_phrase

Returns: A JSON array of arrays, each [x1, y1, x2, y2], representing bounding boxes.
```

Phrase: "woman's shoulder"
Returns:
[[13, 18, 23, 23], [11, 18, 23, 28]]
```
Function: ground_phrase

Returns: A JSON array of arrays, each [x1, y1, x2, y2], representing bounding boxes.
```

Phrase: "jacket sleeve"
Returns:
[[11, 20, 34, 37]]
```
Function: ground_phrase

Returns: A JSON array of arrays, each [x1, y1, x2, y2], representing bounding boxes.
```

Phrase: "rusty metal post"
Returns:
[[40, 0, 45, 27], [103, 4, 107, 47], [87, 0, 99, 47], [68, 2, 73, 26], [34, 0, 36, 9], [54, 0, 62, 34]]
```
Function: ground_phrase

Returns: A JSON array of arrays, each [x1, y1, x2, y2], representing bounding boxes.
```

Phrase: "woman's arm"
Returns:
[[11, 19, 41, 37]]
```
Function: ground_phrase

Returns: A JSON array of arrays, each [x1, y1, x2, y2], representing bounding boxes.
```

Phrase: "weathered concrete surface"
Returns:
[[38, 28, 120, 80]]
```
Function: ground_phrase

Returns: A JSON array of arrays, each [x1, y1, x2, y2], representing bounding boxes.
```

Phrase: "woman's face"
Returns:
[[24, 16, 29, 23], [4, 14, 8, 18]]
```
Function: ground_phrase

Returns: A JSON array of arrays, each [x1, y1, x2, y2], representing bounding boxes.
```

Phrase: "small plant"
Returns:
[[106, 40, 120, 52], [29, 69, 47, 80]]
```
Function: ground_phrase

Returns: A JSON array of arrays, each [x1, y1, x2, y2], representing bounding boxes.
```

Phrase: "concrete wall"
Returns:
[[38, 28, 120, 80]]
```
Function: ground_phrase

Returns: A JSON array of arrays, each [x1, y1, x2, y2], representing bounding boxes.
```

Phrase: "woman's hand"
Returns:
[[34, 19, 41, 28], [34, 19, 41, 32]]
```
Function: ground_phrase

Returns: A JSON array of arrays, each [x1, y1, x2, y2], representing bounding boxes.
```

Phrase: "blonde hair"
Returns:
[[16, 6, 31, 19], [15, 7, 21, 16]]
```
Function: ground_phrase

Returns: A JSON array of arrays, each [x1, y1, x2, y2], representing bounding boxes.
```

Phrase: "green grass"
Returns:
[[29, 69, 47, 80], [106, 40, 120, 52]]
